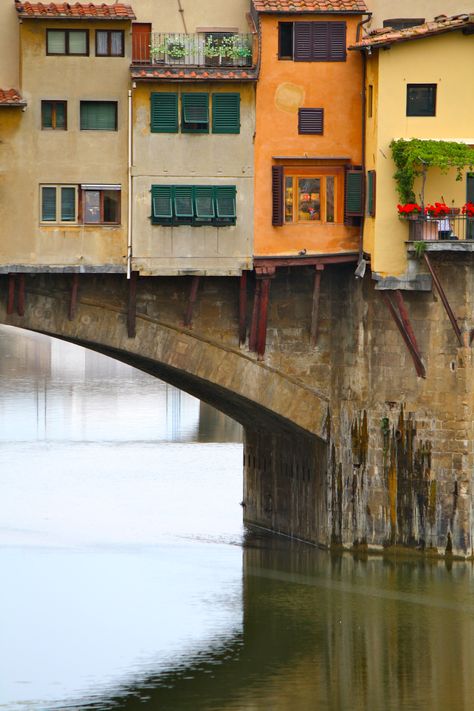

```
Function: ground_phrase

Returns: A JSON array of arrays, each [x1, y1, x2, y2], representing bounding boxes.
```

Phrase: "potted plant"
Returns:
[[424, 202, 451, 240], [397, 203, 422, 219], [462, 202, 474, 240]]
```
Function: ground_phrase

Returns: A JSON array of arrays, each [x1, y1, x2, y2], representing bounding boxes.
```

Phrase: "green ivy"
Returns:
[[390, 138, 474, 203]]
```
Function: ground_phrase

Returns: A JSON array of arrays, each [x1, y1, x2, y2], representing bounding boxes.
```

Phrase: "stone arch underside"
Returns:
[[0, 279, 329, 441]]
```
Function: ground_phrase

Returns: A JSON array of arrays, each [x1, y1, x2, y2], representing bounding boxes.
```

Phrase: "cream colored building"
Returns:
[[366, 0, 470, 28], [351, 15, 474, 278]]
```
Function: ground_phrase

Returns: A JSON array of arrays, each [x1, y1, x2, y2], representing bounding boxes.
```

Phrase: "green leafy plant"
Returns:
[[390, 138, 474, 204], [413, 240, 428, 259]]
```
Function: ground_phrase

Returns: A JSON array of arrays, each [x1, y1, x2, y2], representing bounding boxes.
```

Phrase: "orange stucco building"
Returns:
[[251, 0, 368, 265]]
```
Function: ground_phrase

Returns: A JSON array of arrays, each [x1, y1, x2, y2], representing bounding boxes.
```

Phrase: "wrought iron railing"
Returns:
[[132, 32, 254, 67], [405, 213, 474, 242]]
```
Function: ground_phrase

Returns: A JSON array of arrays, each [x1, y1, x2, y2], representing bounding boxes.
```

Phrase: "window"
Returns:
[[41, 100, 67, 130], [181, 94, 209, 133], [406, 84, 436, 117], [150, 92, 240, 134], [40, 184, 120, 224], [96, 30, 124, 57], [298, 108, 324, 135], [82, 186, 120, 224], [80, 101, 118, 130], [40, 185, 77, 223], [284, 173, 339, 224], [278, 23, 293, 59], [212, 93, 240, 134], [272, 166, 362, 226], [278, 22, 346, 62], [151, 185, 236, 226], [47, 29, 89, 56]]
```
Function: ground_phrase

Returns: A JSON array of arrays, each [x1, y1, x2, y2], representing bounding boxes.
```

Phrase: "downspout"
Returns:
[[355, 14, 372, 274], [127, 87, 133, 279], [176, 0, 188, 34]]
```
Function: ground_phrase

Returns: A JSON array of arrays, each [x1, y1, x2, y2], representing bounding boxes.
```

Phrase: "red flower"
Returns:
[[425, 202, 450, 217], [462, 202, 474, 217], [397, 203, 422, 215]]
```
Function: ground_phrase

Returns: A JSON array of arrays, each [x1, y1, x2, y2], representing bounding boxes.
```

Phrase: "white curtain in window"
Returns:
[[111, 31, 123, 56], [96, 31, 108, 55]]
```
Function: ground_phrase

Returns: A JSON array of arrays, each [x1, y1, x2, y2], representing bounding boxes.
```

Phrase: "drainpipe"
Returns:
[[356, 14, 372, 274], [176, 0, 188, 34], [127, 87, 133, 279]]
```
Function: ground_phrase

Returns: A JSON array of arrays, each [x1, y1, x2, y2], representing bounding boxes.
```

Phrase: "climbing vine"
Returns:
[[390, 138, 474, 204]]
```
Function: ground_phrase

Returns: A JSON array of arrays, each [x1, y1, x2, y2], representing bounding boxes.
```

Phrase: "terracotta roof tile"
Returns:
[[350, 13, 474, 49], [15, 1, 136, 20], [0, 88, 26, 107], [130, 67, 258, 82], [252, 0, 367, 13]]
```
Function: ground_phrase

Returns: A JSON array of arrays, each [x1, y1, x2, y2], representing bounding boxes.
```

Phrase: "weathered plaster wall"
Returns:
[[0, 2, 19, 88], [128, 0, 251, 33], [132, 82, 255, 276], [253, 14, 363, 257], [364, 32, 474, 276], [0, 19, 130, 269]]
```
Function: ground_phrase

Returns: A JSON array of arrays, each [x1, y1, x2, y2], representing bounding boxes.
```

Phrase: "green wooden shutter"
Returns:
[[150, 93, 178, 133], [215, 186, 236, 221], [367, 170, 376, 217], [174, 186, 194, 218], [42, 187, 57, 221], [194, 186, 215, 220], [151, 185, 173, 223], [345, 170, 364, 217], [61, 187, 76, 222], [80, 101, 117, 130], [181, 93, 209, 132], [212, 93, 240, 134]]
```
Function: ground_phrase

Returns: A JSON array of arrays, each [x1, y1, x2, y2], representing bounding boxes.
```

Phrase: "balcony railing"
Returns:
[[405, 213, 474, 242], [132, 32, 254, 67]]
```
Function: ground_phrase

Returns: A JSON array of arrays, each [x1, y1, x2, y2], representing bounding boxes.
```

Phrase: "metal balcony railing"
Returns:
[[405, 213, 474, 242], [132, 32, 254, 67]]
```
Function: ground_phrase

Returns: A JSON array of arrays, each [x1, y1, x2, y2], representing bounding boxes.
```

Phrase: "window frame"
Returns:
[[82, 187, 121, 225], [41, 100, 68, 130], [181, 93, 210, 134], [40, 185, 78, 224], [95, 30, 125, 57], [46, 29, 89, 56], [80, 100, 118, 131], [406, 83, 437, 117], [283, 167, 343, 225], [278, 22, 294, 60]]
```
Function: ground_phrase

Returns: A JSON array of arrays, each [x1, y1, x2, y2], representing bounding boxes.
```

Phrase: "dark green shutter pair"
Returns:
[[344, 169, 376, 218], [150, 93, 240, 134], [151, 185, 236, 225]]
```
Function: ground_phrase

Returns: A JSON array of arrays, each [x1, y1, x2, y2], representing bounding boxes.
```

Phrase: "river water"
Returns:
[[1, 326, 474, 711]]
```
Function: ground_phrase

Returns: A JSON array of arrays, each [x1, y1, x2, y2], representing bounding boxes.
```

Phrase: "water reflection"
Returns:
[[2, 326, 474, 711]]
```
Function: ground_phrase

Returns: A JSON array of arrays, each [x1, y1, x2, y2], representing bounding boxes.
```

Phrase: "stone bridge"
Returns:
[[2, 258, 474, 558]]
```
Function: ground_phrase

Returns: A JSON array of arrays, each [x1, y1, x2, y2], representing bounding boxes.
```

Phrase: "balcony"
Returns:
[[132, 32, 255, 68], [405, 212, 474, 253]]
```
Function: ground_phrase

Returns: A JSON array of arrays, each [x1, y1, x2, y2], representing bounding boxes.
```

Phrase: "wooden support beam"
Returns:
[[423, 253, 463, 347], [310, 264, 325, 347], [381, 292, 426, 378], [16, 274, 25, 316], [249, 279, 261, 353], [239, 271, 248, 346], [256, 277, 271, 360], [393, 290, 421, 355], [6, 274, 15, 315], [69, 273, 79, 321], [127, 271, 138, 338], [184, 276, 200, 328]]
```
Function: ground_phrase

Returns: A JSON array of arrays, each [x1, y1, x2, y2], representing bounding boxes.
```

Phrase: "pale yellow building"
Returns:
[[351, 14, 474, 279], [365, 0, 470, 29]]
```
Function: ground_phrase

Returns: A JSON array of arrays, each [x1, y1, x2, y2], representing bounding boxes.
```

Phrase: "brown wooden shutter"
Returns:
[[311, 22, 329, 61], [294, 23, 313, 61], [298, 108, 324, 134], [272, 166, 284, 226], [328, 22, 346, 61]]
